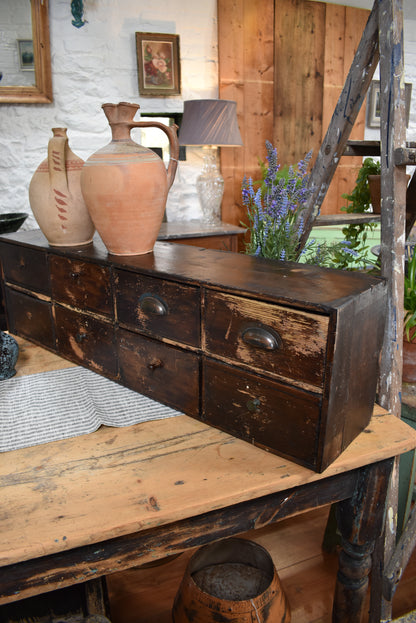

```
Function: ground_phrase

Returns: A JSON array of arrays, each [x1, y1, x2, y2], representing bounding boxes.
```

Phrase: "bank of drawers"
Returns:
[[0, 231, 386, 471]]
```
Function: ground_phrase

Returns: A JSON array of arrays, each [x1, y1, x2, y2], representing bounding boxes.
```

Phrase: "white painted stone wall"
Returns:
[[0, 0, 219, 230], [1, 1, 416, 232]]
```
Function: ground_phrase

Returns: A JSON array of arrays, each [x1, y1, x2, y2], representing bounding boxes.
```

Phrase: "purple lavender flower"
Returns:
[[241, 141, 314, 262]]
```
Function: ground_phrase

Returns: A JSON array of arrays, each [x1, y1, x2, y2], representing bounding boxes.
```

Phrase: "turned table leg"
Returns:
[[332, 458, 394, 623]]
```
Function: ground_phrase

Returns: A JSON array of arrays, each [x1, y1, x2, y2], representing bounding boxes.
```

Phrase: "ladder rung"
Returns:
[[343, 141, 416, 165]]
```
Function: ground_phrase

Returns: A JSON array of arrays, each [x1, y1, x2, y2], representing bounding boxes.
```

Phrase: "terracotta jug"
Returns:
[[172, 537, 291, 623], [29, 128, 95, 246], [80, 102, 179, 255]]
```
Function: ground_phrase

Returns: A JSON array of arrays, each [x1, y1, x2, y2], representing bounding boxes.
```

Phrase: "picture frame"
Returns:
[[367, 80, 412, 128], [18, 39, 35, 71], [135, 32, 181, 97]]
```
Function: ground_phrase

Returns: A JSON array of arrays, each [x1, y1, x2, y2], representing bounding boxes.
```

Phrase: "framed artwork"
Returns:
[[135, 32, 181, 97], [18, 39, 35, 71], [367, 80, 412, 128]]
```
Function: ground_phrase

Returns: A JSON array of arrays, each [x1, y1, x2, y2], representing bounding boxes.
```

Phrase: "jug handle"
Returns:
[[48, 134, 70, 200], [131, 121, 179, 190]]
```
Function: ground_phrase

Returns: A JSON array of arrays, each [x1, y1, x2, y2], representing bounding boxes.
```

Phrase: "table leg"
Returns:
[[332, 458, 394, 623]]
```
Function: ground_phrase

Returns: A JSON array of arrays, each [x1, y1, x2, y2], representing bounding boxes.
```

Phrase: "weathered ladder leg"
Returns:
[[383, 503, 416, 608], [298, 0, 380, 252], [332, 459, 393, 623], [369, 1, 408, 622]]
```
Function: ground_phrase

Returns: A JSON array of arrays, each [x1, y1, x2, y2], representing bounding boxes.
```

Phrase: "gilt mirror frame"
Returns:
[[0, 0, 52, 104]]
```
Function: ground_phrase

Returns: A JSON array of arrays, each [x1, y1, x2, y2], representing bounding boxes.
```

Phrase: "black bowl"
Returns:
[[0, 212, 28, 235]]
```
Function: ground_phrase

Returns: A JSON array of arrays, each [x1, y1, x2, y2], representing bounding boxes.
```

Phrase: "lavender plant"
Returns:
[[242, 141, 313, 262], [242, 141, 377, 271]]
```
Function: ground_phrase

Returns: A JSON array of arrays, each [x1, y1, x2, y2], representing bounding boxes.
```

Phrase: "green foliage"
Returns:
[[302, 238, 378, 271], [338, 157, 381, 270], [404, 248, 416, 341]]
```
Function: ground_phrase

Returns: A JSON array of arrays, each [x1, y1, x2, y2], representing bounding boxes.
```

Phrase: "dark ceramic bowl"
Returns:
[[0, 212, 28, 235]]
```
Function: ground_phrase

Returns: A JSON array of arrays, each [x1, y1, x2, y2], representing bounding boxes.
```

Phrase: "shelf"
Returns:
[[344, 140, 416, 165], [315, 213, 380, 226]]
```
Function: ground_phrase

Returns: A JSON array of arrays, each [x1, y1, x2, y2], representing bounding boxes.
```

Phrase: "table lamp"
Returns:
[[179, 99, 242, 224]]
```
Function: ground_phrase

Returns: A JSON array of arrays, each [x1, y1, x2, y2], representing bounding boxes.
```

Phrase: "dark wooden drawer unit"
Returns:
[[4, 288, 55, 349], [114, 269, 200, 347], [204, 290, 328, 391], [117, 328, 200, 415], [50, 255, 114, 317], [54, 305, 117, 377], [0, 230, 387, 472]]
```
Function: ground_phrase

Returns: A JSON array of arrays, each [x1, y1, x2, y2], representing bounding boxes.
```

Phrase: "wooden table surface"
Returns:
[[1, 337, 416, 567]]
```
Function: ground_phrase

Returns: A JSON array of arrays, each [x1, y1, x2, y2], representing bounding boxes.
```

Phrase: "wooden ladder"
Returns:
[[296, 1, 416, 620]]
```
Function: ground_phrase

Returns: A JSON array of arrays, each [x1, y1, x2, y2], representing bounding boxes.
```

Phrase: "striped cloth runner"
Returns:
[[0, 366, 180, 452]]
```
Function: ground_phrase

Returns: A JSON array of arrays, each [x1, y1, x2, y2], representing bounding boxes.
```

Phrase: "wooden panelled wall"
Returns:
[[218, 0, 370, 229]]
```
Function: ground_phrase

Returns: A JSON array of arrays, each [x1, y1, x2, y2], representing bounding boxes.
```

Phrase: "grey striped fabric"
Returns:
[[0, 366, 180, 452]]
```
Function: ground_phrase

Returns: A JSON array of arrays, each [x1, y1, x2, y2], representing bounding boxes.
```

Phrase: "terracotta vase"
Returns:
[[80, 102, 179, 255], [368, 174, 410, 214], [29, 128, 95, 246], [172, 538, 291, 623], [403, 334, 416, 383]]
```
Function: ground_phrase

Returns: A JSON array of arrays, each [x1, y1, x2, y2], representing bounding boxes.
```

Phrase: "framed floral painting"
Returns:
[[135, 32, 181, 97]]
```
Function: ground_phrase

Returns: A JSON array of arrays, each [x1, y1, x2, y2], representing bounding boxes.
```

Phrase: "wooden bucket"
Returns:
[[172, 537, 290, 623]]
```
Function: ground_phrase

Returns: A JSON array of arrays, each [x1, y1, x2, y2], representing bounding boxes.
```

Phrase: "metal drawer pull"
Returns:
[[241, 326, 280, 350], [139, 294, 167, 316], [147, 359, 164, 371], [75, 332, 88, 343], [246, 397, 261, 413]]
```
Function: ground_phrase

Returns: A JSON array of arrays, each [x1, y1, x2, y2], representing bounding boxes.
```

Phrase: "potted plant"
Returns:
[[403, 246, 416, 382], [241, 141, 375, 271]]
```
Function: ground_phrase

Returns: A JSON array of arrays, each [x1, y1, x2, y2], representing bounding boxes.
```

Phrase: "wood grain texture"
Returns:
[[218, 0, 369, 227], [370, 2, 408, 621], [1, 340, 415, 620], [204, 290, 329, 390], [0, 386, 415, 572], [274, 0, 325, 166], [218, 0, 274, 228]]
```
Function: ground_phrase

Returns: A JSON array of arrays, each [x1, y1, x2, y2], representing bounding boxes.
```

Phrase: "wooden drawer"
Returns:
[[202, 359, 322, 470], [0, 244, 50, 294], [204, 291, 329, 390], [5, 288, 54, 349], [115, 270, 200, 348], [50, 256, 113, 317], [54, 305, 117, 377], [118, 328, 200, 416]]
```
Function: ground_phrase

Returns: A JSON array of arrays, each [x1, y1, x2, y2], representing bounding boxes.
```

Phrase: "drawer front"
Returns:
[[50, 256, 113, 317], [204, 291, 329, 390], [118, 328, 200, 416], [115, 270, 200, 347], [55, 305, 117, 376], [202, 359, 321, 470], [0, 244, 50, 294], [5, 288, 55, 348]]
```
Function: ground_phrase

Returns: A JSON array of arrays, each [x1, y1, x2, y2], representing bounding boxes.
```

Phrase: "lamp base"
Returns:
[[196, 150, 224, 224]]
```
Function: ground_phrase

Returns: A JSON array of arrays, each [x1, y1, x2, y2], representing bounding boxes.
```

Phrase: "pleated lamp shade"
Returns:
[[179, 99, 243, 146]]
